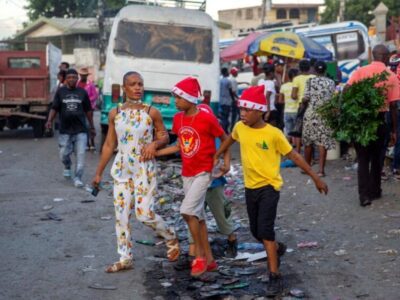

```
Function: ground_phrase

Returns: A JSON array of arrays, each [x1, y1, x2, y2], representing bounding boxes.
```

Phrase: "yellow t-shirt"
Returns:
[[280, 82, 298, 113], [292, 74, 315, 102], [232, 122, 293, 190]]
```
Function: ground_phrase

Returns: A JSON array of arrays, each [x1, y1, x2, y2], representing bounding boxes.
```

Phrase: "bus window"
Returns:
[[114, 20, 213, 64], [335, 31, 365, 60], [311, 35, 335, 59]]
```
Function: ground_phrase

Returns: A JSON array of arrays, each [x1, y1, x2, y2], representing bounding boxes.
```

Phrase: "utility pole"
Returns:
[[261, 0, 267, 26], [97, 0, 106, 68], [338, 0, 345, 22]]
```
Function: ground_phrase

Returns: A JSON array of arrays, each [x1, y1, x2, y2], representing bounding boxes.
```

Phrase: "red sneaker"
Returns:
[[207, 260, 218, 272], [190, 257, 207, 277]]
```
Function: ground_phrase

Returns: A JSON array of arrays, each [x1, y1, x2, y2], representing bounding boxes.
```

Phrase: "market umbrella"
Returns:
[[247, 31, 333, 61], [220, 32, 263, 62]]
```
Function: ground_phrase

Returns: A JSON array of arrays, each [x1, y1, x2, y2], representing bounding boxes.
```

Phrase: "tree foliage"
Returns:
[[25, 0, 126, 21], [321, 0, 400, 26], [317, 72, 388, 146]]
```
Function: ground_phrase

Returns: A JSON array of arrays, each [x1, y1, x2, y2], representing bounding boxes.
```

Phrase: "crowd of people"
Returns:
[[43, 44, 399, 297]]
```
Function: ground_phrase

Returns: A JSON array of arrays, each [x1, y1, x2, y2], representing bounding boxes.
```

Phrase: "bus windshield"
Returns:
[[114, 20, 213, 64]]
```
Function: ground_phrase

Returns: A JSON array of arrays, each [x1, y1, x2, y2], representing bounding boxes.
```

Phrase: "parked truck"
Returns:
[[0, 43, 61, 137]]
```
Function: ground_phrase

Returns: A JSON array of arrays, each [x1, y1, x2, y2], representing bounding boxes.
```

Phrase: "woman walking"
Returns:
[[302, 61, 336, 177], [92, 71, 180, 272]]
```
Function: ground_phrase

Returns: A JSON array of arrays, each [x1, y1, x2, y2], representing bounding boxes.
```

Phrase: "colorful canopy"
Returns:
[[248, 31, 333, 61], [220, 32, 263, 62]]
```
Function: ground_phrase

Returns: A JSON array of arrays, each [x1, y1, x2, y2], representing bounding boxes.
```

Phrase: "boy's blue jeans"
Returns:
[[58, 132, 87, 180]]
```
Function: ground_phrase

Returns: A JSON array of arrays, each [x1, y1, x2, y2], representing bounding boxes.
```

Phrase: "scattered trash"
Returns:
[[235, 267, 258, 276], [356, 293, 370, 298], [289, 288, 305, 298], [334, 249, 348, 256], [188, 281, 204, 290], [297, 241, 318, 249], [233, 252, 252, 260], [342, 176, 352, 181], [200, 290, 231, 298], [281, 159, 296, 168], [221, 278, 240, 286], [388, 229, 400, 235], [287, 248, 294, 253], [100, 216, 112, 220], [81, 199, 95, 203], [237, 242, 264, 251], [223, 282, 249, 290], [53, 198, 64, 202], [378, 249, 398, 255], [246, 251, 267, 262], [200, 284, 222, 292], [88, 283, 117, 290], [82, 266, 96, 273], [160, 282, 172, 288], [385, 212, 400, 218], [145, 256, 167, 262], [42, 205, 53, 211], [83, 255, 95, 258], [136, 240, 155, 246], [40, 212, 62, 221]]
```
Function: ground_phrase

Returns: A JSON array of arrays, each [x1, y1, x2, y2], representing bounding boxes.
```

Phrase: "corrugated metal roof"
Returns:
[[272, 0, 324, 5]]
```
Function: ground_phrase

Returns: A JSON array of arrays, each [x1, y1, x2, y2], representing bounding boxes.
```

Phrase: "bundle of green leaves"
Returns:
[[318, 72, 388, 146]]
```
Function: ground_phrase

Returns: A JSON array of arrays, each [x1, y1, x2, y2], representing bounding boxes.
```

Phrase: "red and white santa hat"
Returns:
[[237, 85, 267, 112], [171, 77, 202, 104]]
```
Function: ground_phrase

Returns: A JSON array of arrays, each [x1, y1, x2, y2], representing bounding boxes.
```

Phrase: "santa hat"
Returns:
[[172, 77, 202, 104], [238, 85, 267, 112], [230, 67, 238, 76]]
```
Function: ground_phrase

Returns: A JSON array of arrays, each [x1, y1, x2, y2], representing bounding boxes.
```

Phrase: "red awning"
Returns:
[[220, 32, 263, 62]]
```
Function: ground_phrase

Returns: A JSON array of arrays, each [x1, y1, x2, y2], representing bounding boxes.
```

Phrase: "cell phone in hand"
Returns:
[[91, 186, 100, 197]]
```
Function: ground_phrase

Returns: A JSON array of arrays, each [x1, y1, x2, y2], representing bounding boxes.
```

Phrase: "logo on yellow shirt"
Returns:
[[256, 140, 269, 150]]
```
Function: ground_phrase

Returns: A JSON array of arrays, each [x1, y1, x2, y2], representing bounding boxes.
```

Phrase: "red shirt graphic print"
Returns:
[[172, 110, 224, 177]]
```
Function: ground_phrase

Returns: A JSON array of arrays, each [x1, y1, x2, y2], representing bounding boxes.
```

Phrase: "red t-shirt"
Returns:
[[172, 110, 224, 177]]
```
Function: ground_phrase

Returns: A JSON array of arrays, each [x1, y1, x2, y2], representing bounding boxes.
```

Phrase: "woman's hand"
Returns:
[[92, 174, 102, 188]]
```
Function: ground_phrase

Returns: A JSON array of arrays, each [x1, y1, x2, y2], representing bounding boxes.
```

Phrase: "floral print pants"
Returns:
[[113, 179, 176, 262]]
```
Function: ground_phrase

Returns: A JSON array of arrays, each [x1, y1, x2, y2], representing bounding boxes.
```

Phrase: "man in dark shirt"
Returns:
[[46, 68, 95, 187]]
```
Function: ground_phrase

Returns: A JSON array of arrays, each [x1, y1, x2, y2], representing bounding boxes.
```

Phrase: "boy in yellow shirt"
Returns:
[[215, 85, 328, 297]]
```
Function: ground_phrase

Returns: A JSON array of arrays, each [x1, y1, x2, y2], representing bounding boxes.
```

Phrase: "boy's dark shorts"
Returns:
[[245, 185, 280, 241]]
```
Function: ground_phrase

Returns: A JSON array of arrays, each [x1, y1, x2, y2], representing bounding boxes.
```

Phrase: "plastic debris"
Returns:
[[342, 176, 352, 181], [289, 288, 305, 298], [385, 212, 400, 218], [160, 282, 172, 288], [378, 249, 398, 255], [223, 282, 249, 290], [42, 205, 53, 211], [136, 240, 155, 246], [100, 216, 112, 220], [281, 159, 296, 168], [88, 283, 117, 290], [81, 199, 95, 203], [83, 255, 95, 258], [334, 249, 348, 256], [235, 267, 258, 276], [246, 251, 267, 262], [388, 229, 400, 235], [287, 248, 294, 253], [233, 252, 252, 260], [297, 241, 318, 248], [221, 278, 240, 286], [82, 266, 96, 273], [237, 242, 264, 251], [53, 198, 64, 202], [200, 290, 231, 298], [40, 212, 62, 221]]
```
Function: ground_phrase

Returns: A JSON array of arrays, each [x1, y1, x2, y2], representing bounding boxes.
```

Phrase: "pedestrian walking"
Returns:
[[45, 68, 95, 188], [302, 61, 336, 177], [92, 71, 180, 272], [346, 45, 400, 206], [230, 67, 240, 131], [258, 63, 279, 128], [215, 85, 328, 297], [156, 77, 230, 277], [77, 67, 99, 151], [219, 68, 235, 132], [279, 68, 299, 142]]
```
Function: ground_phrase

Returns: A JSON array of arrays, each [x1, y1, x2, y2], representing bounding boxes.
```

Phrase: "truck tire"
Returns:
[[32, 119, 45, 138], [0, 120, 5, 131]]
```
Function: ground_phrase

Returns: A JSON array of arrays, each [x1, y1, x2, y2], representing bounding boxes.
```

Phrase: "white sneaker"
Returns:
[[74, 178, 84, 188], [63, 169, 72, 178]]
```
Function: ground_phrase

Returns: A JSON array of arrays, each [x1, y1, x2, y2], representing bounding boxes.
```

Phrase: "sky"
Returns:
[[0, 0, 262, 39]]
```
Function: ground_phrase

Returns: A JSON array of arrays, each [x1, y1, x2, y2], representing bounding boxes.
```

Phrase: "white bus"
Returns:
[[295, 21, 370, 83], [101, 4, 220, 135]]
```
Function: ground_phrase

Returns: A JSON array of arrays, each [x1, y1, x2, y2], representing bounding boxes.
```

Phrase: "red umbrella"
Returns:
[[220, 32, 263, 62]]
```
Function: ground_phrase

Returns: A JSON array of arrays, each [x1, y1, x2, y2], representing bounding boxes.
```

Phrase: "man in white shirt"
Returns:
[[258, 63, 279, 128]]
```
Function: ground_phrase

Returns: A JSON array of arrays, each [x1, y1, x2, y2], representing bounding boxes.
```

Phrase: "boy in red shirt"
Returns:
[[156, 77, 230, 277]]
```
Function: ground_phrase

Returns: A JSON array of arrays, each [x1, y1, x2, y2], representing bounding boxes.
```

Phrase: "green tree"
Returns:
[[25, 0, 125, 21], [321, 0, 400, 26]]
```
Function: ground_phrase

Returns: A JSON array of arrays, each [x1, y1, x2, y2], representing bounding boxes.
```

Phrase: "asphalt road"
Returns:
[[1, 112, 399, 299]]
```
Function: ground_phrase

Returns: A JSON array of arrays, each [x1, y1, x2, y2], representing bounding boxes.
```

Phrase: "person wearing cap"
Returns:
[[92, 71, 180, 272], [214, 85, 328, 297], [77, 67, 99, 151], [156, 77, 230, 277], [302, 61, 336, 178], [230, 67, 240, 131], [346, 44, 400, 207], [45, 68, 95, 188]]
